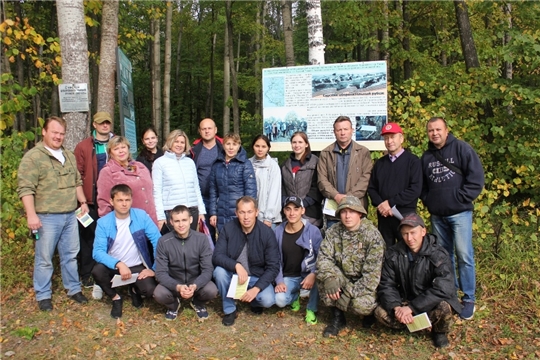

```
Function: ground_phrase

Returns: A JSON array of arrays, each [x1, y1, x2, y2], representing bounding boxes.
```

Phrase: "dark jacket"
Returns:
[[190, 137, 223, 198], [74, 137, 98, 205], [136, 148, 164, 173], [212, 219, 280, 292], [378, 233, 463, 314], [281, 153, 322, 220], [208, 146, 257, 231], [155, 230, 214, 292], [421, 134, 484, 216]]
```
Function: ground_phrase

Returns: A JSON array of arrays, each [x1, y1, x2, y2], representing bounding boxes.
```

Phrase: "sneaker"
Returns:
[[460, 302, 476, 320], [38, 299, 53, 311], [130, 285, 143, 308], [299, 289, 311, 298], [250, 306, 263, 315], [290, 297, 301, 312], [111, 297, 123, 319], [222, 311, 238, 326], [432, 332, 449, 348], [190, 302, 209, 322], [81, 277, 94, 288], [165, 298, 181, 321], [70, 292, 88, 304], [305, 309, 317, 325], [92, 284, 103, 300]]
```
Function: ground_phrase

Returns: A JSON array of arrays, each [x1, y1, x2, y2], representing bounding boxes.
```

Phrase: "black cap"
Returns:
[[283, 196, 303, 208]]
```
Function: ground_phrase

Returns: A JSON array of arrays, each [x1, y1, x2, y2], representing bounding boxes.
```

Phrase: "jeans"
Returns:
[[275, 276, 319, 312], [213, 266, 275, 315], [431, 211, 475, 303], [34, 212, 81, 301]]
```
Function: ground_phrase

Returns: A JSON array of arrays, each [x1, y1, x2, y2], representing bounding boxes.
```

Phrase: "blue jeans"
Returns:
[[213, 266, 275, 315], [34, 212, 81, 301], [431, 211, 475, 303], [275, 276, 319, 312]]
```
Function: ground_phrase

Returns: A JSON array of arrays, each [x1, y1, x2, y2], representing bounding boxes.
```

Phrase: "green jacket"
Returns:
[[17, 141, 82, 213], [317, 219, 385, 302]]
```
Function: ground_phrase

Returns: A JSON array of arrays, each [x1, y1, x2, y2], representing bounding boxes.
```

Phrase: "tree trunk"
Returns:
[[454, 0, 480, 71], [89, 23, 100, 118], [206, 32, 216, 119], [56, 0, 90, 151], [401, 0, 412, 80], [306, 0, 325, 65], [163, 2, 172, 138], [174, 0, 183, 99], [254, 1, 262, 119], [281, 0, 295, 66], [96, 0, 118, 119], [14, 0, 25, 131], [225, 0, 239, 134], [152, 16, 162, 136], [223, 20, 231, 134], [502, 3, 512, 81]]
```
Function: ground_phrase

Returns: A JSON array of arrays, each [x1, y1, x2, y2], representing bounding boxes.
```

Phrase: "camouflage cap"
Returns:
[[399, 213, 425, 229], [336, 195, 367, 216]]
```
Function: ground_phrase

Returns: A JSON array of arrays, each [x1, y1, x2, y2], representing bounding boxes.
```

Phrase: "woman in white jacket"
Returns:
[[153, 129, 206, 233], [249, 135, 282, 228]]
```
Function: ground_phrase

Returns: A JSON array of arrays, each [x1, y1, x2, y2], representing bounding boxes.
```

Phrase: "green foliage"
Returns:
[[12, 327, 39, 340], [1, 131, 36, 290]]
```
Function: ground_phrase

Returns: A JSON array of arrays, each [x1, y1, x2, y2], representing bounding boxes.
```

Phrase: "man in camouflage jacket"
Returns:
[[316, 195, 385, 337]]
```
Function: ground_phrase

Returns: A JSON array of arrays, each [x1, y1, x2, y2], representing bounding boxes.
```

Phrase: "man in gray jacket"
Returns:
[[154, 205, 217, 321]]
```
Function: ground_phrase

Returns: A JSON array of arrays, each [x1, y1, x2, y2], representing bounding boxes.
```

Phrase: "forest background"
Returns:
[[1, 1, 539, 358]]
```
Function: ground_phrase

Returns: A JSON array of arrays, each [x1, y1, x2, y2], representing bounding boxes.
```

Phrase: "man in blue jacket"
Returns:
[[92, 184, 161, 318], [421, 117, 484, 320], [212, 196, 280, 326], [274, 196, 323, 325]]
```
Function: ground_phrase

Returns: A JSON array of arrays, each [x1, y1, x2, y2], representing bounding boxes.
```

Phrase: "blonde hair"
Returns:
[[163, 129, 191, 154], [107, 136, 132, 162], [223, 132, 241, 145]]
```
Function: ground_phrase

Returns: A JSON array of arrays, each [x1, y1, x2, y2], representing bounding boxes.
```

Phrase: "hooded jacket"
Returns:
[[208, 146, 257, 231], [421, 134, 484, 216], [274, 219, 323, 285], [377, 233, 463, 314]]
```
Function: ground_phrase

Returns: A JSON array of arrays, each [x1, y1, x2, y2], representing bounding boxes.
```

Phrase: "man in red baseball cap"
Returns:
[[367, 123, 422, 248]]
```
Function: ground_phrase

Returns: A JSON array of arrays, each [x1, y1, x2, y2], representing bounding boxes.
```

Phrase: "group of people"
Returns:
[[17, 113, 483, 349]]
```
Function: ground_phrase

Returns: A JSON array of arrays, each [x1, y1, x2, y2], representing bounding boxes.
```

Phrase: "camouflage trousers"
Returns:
[[374, 301, 454, 333], [318, 276, 377, 316]]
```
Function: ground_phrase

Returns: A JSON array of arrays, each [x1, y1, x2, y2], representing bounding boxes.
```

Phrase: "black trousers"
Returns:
[[78, 204, 98, 281], [377, 213, 404, 249], [92, 263, 157, 299]]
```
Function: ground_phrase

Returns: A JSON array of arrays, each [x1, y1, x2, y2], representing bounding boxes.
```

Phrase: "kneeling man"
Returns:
[[93, 184, 161, 318], [317, 195, 385, 337], [274, 196, 323, 325], [154, 205, 217, 321], [212, 196, 280, 326], [374, 213, 463, 348]]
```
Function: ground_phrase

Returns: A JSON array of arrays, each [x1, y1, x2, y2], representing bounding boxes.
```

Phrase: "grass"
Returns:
[[1, 281, 539, 360]]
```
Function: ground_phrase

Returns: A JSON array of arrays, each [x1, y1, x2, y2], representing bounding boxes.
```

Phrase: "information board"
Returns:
[[58, 83, 89, 113], [117, 47, 137, 156], [262, 61, 388, 151]]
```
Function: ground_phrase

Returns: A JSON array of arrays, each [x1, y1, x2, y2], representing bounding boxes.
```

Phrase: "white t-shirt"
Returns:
[[44, 146, 65, 165], [109, 216, 142, 268]]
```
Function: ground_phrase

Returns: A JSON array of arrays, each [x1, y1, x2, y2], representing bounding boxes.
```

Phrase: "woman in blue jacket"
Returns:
[[209, 133, 257, 232]]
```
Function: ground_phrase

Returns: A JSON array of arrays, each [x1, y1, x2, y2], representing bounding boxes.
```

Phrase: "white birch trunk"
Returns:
[[163, 2, 172, 138], [306, 0, 325, 65], [56, 0, 90, 150]]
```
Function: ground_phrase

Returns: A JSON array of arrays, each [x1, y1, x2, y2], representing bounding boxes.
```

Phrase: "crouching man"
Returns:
[[92, 184, 161, 318], [154, 205, 217, 321], [374, 213, 463, 348], [316, 195, 385, 337]]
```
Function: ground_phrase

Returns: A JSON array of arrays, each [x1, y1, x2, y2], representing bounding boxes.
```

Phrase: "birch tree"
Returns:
[[56, 0, 89, 150], [306, 0, 325, 65], [281, 0, 294, 66], [163, 2, 172, 138]]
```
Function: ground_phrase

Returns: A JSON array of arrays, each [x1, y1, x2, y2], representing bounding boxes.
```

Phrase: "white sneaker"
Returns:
[[300, 289, 311, 298], [92, 284, 103, 300]]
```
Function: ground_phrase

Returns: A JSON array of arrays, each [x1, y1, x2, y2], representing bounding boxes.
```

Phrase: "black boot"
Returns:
[[323, 307, 346, 337]]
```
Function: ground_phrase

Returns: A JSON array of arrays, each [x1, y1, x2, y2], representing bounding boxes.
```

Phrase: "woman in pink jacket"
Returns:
[[96, 136, 158, 226]]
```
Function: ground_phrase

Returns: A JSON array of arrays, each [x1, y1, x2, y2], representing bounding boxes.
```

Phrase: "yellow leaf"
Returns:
[[20, 53, 25, 60], [523, 198, 530, 207], [5, 19, 14, 26], [3, 36, 11, 45], [35, 60, 43, 68], [8, 55, 14, 63]]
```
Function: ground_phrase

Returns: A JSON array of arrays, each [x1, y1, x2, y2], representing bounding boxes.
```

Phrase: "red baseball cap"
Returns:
[[381, 123, 403, 135]]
